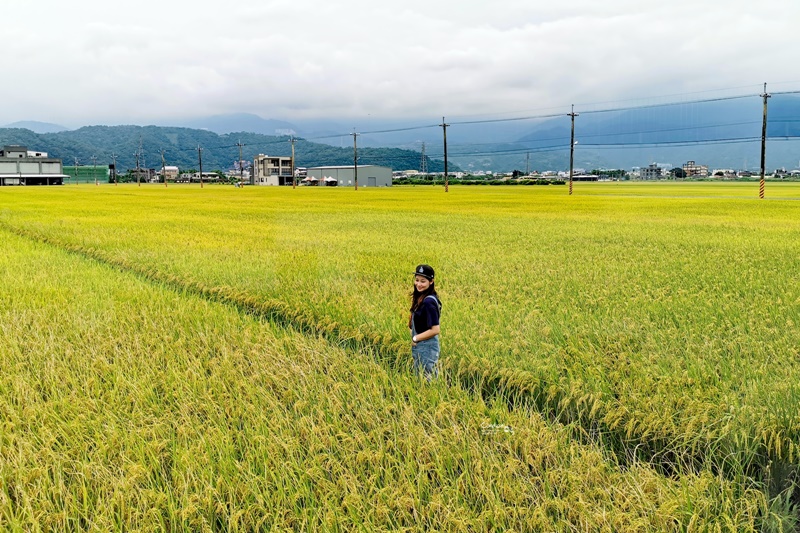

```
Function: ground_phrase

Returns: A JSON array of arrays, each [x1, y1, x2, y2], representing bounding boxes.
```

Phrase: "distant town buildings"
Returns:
[[3, 137, 794, 187], [0, 145, 69, 186]]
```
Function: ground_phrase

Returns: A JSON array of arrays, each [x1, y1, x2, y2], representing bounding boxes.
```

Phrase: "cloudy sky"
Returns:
[[3, 0, 799, 128]]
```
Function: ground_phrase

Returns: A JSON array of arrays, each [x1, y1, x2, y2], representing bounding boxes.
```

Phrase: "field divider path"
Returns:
[[3, 220, 795, 496]]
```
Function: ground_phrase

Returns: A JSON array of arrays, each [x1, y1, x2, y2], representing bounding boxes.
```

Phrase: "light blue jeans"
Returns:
[[411, 324, 440, 380]]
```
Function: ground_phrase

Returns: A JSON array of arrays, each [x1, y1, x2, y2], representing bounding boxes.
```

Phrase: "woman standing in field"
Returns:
[[409, 264, 442, 380]]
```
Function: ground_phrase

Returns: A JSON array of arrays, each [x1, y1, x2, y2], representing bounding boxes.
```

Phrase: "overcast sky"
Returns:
[[4, 0, 799, 128]]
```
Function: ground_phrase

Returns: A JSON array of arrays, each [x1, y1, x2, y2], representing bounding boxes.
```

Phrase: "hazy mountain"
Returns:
[[3, 121, 70, 134], [171, 113, 300, 137], [7, 94, 798, 173], [0, 125, 453, 173]]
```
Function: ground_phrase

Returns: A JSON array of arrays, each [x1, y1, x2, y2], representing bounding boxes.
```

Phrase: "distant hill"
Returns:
[[0, 125, 454, 173], [172, 113, 300, 137], [3, 121, 70, 134]]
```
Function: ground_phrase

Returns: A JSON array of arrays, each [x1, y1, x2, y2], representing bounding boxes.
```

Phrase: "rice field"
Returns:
[[1, 181, 799, 530]]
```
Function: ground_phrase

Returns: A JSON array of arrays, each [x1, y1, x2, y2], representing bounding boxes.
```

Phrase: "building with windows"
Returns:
[[682, 160, 709, 178], [157, 165, 180, 181], [0, 145, 69, 186], [306, 165, 392, 187], [253, 154, 293, 185], [640, 163, 663, 180], [128, 168, 156, 183]]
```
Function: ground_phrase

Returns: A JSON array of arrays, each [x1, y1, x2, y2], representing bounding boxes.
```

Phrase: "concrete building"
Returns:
[[157, 165, 180, 181], [0, 145, 69, 186], [306, 165, 392, 187], [682, 160, 709, 178], [640, 164, 663, 180], [253, 154, 293, 186]]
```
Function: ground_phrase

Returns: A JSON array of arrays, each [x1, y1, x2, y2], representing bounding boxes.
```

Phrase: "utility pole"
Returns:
[[135, 149, 141, 187], [91, 155, 98, 185], [440, 117, 449, 192], [111, 153, 117, 185], [161, 149, 167, 188], [420, 141, 427, 178], [236, 140, 245, 187], [138, 135, 145, 186], [74, 157, 79, 185], [290, 136, 297, 189], [198, 146, 203, 188], [350, 130, 359, 190], [526, 152, 530, 176], [759, 82, 770, 199], [568, 105, 579, 196]]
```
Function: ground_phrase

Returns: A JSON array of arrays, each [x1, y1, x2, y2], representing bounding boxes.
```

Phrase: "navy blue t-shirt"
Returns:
[[412, 295, 441, 334]]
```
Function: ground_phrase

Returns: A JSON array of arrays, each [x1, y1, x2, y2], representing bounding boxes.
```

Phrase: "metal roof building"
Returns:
[[0, 145, 69, 186], [306, 165, 391, 187]]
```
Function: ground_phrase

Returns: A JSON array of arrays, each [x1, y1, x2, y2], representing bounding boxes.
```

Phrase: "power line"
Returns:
[[299, 92, 785, 139], [427, 119, 768, 152], [426, 136, 767, 159]]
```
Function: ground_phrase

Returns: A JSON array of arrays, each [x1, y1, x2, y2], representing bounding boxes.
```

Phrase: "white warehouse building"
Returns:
[[0, 145, 70, 186], [305, 165, 392, 187]]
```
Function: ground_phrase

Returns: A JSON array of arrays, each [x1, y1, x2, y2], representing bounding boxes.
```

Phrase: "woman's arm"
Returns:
[[412, 325, 440, 343]]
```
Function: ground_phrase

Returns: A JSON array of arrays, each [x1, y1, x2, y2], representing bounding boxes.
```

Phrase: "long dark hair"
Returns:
[[410, 280, 439, 312]]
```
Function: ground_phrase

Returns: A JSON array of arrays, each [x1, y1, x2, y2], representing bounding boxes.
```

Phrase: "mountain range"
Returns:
[[0, 126, 452, 174], [3, 94, 799, 172], [2, 121, 70, 134]]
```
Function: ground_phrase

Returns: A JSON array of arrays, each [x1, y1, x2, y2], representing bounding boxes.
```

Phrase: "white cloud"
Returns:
[[2, 0, 799, 126]]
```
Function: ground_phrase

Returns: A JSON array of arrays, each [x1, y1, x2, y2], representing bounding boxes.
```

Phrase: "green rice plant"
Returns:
[[2, 181, 800, 518], [0, 227, 784, 531]]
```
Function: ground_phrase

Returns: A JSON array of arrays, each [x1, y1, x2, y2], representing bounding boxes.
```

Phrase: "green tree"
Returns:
[[671, 167, 686, 178]]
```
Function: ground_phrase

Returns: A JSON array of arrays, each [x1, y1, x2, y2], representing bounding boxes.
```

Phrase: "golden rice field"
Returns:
[[1, 181, 800, 530]]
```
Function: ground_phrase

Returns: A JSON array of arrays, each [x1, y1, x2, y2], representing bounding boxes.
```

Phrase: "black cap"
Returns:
[[414, 264, 435, 280]]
